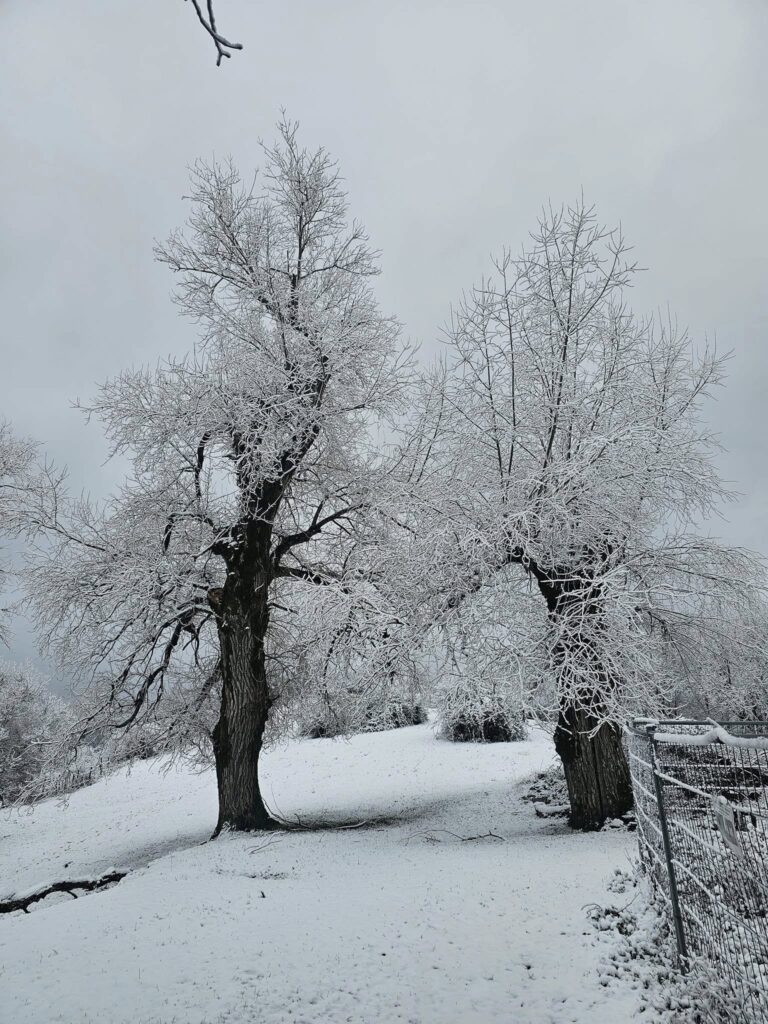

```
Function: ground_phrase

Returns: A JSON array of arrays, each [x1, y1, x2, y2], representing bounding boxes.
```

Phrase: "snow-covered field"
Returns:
[[1, 723, 643, 1023]]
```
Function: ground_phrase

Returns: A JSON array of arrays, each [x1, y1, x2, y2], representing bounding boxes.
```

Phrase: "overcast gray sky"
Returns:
[[2, 0, 767, 684]]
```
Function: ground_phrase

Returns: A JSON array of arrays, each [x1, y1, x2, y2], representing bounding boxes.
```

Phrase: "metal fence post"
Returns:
[[646, 723, 689, 966]]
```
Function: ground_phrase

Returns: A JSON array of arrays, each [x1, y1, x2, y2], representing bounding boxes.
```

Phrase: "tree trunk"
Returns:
[[209, 557, 276, 836], [537, 570, 634, 830], [554, 703, 633, 830]]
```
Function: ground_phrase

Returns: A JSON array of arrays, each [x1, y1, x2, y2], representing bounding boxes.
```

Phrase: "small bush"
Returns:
[[445, 711, 526, 743], [437, 677, 527, 743], [295, 689, 427, 739], [294, 690, 352, 739], [362, 700, 428, 733], [302, 716, 346, 740]]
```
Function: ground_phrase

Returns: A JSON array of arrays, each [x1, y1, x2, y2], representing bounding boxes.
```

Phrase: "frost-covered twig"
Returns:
[[404, 828, 505, 843], [185, 0, 242, 65]]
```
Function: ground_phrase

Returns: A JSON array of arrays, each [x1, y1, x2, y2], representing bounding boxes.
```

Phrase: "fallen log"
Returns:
[[0, 871, 126, 914]]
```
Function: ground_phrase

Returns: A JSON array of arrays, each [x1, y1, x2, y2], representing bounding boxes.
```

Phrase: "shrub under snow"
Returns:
[[294, 686, 428, 739], [437, 676, 527, 743]]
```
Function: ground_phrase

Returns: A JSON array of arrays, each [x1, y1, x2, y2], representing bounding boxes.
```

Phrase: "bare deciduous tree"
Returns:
[[26, 120, 414, 835], [417, 202, 764, 828], [0, 421, 40, 645]]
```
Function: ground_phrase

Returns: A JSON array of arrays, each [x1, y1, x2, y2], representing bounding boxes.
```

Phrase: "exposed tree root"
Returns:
[[0, 871, 126, 914]]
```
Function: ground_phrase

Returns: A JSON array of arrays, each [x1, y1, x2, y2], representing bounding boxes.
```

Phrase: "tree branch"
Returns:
[[0, 872, 126, 915], [186, 0, 243, 66], [272, 505, 359, 566], [274, 565, 344, 586]]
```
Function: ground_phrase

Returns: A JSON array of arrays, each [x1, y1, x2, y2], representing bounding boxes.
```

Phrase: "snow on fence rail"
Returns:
[[625, 719, 768, 1023]]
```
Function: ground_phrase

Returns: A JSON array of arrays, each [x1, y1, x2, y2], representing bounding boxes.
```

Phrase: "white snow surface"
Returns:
[[1, 723, 642, 1023]]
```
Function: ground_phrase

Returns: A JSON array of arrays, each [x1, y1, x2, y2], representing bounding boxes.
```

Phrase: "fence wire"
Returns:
[[625, 719, 768, 1022]]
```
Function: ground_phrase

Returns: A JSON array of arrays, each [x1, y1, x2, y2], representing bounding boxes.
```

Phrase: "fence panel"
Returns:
[[625, 720, 768, 1022]]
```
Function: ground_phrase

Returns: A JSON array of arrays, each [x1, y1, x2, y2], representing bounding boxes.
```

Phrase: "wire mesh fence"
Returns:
[[625, 719, 768, 1022]]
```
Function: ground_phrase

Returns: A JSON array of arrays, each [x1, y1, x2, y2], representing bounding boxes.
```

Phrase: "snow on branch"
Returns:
[[0, 872, 126, 915], [20, 121, 420, 792], [403, 200, 768, 731], [185, 0, 242, 66]]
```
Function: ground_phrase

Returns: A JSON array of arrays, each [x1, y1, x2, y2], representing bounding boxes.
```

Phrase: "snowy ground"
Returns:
[[1, 722, 644, 1023]]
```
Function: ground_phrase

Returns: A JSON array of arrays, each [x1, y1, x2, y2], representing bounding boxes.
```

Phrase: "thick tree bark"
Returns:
[[536, 567, 633, 830], [554, 703, 633, 830], [209, 542, 276, 836]]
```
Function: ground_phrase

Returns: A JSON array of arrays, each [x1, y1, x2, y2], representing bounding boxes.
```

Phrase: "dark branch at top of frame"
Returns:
[[186, 0, 243, 66]]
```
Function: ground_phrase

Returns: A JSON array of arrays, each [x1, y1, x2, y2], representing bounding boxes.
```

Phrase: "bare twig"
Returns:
[[248, 836, 286, 855], [186, 0, 243, 66], [404, 828, 505, 843]]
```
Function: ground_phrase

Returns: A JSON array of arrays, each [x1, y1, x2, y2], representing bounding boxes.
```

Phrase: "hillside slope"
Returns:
[[1, 723, 640, 1023]]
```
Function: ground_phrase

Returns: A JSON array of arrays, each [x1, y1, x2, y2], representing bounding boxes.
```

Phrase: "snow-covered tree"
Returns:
[[263, 550, 427, 739], [662, 596, 768, 720], [430, 571, 542, 742], [0, 661, 72, 805], [26, 121, 414, 835], [0, 420, 40, 645], [417, 202, 764, 828]]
